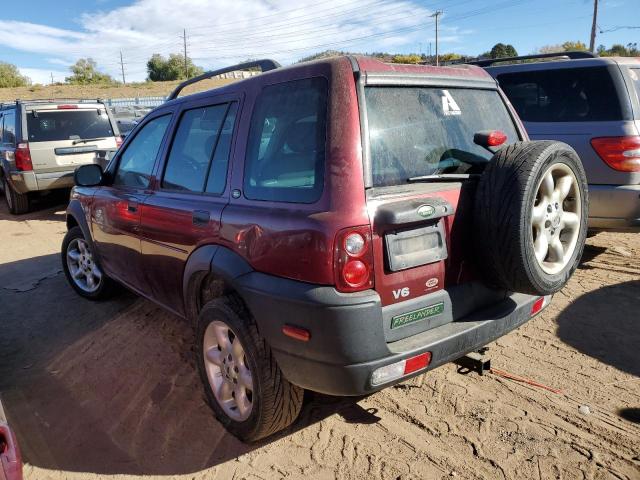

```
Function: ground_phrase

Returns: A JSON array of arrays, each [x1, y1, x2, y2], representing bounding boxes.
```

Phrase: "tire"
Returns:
[[2, 177, 29, 214], [474, 141, 588, 295], [197, 297, 303, 442], [61, 226, 116, 300]]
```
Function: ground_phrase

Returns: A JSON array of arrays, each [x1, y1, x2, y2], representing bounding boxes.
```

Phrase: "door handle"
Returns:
[[127, 201, 138, 213], [192, 210, 210, 226]]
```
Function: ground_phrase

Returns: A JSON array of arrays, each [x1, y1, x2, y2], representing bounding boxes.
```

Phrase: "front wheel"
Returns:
[[197, 297, 303, 442], [61, 226, 116, 300]]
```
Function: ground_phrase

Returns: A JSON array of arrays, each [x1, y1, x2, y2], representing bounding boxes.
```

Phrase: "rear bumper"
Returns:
[[8, 170, 75, 194], [588, 184, 640, 231], [237, 272, 546, 396]]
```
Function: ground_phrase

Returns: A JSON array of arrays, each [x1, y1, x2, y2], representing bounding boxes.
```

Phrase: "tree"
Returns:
[[391, 54, 423, 64], [489, 43, 518, 59], [146, 53, 204, 81], [66, 58, 114, 85], [594, 42, 638, 57], [561, 41, 587, 51], [0, 62, 30, 88]]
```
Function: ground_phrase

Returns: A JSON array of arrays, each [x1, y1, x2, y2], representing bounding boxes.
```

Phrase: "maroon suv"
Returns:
[[63, 56, 588, 441]]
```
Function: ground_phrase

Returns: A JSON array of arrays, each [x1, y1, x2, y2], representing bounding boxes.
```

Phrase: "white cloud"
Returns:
[[0, 0, 466, 82], [18, 67, 69, 85]]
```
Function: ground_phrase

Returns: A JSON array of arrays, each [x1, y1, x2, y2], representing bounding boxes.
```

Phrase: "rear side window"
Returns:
[[163, 102, 237, 193], [2, 110, 15, 144], [114, 114, 171, 188], [26, 109, 114, 142], [629, 68, 640, 103], [366, 87, 519, 187], [244, 77, 328, 203], [497, 67, 624, 122]]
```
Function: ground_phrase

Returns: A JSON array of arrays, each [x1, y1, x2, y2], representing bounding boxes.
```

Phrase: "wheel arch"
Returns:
[[183, 245, 254, 326], [66, 199, 96, 253]]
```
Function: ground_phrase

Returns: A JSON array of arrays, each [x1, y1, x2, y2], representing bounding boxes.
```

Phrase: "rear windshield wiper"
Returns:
[[407, 173, 481, 183], [72, 137, 107, 145]]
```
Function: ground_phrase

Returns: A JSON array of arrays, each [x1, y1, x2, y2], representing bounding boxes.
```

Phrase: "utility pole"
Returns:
[[431, 10, 443, 66], [119, 51, 126, 85], [50, 72, 54, 84], [182, 28, 188, 79], [589, 0, 598, 52]]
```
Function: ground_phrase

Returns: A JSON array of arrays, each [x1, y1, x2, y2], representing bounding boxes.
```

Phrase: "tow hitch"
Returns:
[[454, 347, 491, 376]]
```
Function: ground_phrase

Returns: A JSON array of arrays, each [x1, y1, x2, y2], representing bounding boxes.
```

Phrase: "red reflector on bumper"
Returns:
[[403, 352, 432, 374], [530, 297, 545, 316], [282, 325, 310, 342]]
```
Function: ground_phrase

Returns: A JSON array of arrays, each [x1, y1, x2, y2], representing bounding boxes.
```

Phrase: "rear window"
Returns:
[[365, 87, 519, 187], [26, 109, 114, 142], [497, 67, 624, 122]]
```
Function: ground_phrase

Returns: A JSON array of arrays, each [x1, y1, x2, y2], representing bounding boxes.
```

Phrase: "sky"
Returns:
[[0, 0, 637, 84]]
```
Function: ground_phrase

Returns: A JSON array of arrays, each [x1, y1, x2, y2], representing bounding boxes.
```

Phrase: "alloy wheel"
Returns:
[[531, 163, 581, 275], [203, 321, 254, 421], [66, 238, 103, 293]]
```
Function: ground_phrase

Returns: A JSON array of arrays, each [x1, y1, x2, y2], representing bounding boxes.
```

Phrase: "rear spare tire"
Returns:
[[474, 141, 588, 295]]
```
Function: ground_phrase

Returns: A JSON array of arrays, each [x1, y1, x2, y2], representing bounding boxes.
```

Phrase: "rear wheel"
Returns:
[[197, 297, 303, 442], [2, 177, 29, 214], [474, 141, 588, 295]]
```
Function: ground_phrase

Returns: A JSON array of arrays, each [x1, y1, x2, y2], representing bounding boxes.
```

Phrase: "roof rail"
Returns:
[[167, 59, 281, 101], [468, 51, 597, 67]]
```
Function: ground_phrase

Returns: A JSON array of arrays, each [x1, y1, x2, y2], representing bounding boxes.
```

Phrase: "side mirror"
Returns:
[[474, 130, 507, 153], [74, 164, 104, 187]]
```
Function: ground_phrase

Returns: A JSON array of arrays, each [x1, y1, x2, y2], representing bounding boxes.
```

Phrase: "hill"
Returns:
[[0, 78, 235, 102]]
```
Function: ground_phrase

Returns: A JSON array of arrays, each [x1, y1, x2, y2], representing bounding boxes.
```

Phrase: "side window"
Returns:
[[497, 67, 623, 122], [162, 102, 233, 192], [206, 103, 237, 194], [629, 68, 640, 101], [2, 111, 16, 145], [114, 114, 171, 188], [244, 77, 328, 203]]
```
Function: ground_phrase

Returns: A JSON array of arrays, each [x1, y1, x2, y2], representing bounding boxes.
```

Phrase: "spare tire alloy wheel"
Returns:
[[203, 321, 253, 421], [531, 163, 581, 275], [66, 237, 103, 293], [474, 141, 588, 296]]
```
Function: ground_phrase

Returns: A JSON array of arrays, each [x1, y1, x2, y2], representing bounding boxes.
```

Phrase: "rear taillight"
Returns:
[[15, 143, 33, 171], [334, 226, 374, 292], [591, 136, 640, 172], [115, 136, 123, 148]]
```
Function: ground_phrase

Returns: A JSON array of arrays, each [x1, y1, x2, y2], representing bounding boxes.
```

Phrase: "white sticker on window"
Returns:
[[441, 90, 461, 116]]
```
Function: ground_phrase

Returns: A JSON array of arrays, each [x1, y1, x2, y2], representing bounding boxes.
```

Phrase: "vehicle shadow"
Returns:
[[555, 280, 640, 377], [0, 254, 373, 476]]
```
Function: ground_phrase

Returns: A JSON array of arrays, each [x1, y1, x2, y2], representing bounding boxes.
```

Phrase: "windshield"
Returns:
[[365, 87, 519, 187], [26, 109, 114, 142]]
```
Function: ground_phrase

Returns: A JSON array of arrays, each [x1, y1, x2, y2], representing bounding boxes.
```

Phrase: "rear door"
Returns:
[[495, 65, 638, 186], [25, 105, 118, 173], [139, 95, 239, 315], [91, 112, 173, 293], [362, 80, 522, 340]]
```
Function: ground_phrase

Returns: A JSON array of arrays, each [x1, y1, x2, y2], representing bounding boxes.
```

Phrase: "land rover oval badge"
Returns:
[[417, 205, 435, 218]]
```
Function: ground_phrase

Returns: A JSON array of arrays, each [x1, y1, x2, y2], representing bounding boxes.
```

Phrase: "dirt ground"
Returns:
[[0, 196, 638, 480]]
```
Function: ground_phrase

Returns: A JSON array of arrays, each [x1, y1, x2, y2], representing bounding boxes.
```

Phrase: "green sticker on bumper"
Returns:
[[391, 302, 445, 329]]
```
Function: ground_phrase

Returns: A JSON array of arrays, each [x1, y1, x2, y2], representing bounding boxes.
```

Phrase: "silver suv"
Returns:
[[0, 99, 121, 214], [482, 52, 640, 231]]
